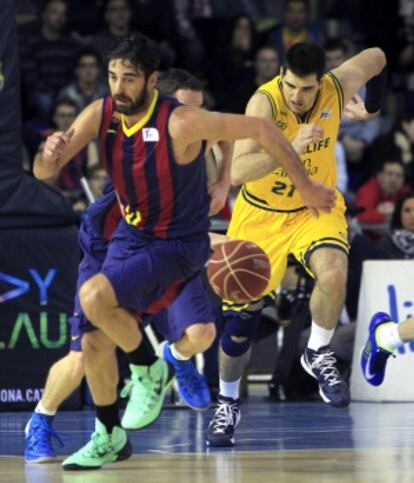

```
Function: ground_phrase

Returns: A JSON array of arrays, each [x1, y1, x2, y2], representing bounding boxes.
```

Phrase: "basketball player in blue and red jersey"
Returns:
[[25, 68, 230, 464], [34, 34, 335, 470]]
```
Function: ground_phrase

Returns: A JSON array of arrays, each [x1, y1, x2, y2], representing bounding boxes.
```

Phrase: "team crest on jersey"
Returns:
[[0, 63, 4, 91], [143, 127, 159, 142], [319, 109, 332, 120], [276, 120, 287, 130]]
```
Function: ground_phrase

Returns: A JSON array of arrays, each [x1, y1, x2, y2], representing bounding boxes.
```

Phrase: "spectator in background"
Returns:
[[267, 0, 321, 61], [19, 0, 79, 121], [368, 113, 414, 186], [173, 0, 213, 72], [324, 37, 380, 189], [67, 0, 105, 44], [209, 14, 256, 112], [377, 191, 414, 259], [90, 0, 133, 60], [356, 156, 410, 226], [87, 166, 107, 200], [253, 46, 280, 87], [57, 48, 108, 112]]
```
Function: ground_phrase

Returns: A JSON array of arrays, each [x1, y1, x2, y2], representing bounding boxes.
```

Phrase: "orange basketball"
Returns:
[[207, 240, 271, 303]]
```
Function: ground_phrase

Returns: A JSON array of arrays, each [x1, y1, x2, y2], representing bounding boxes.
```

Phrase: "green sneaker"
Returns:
[[62, 419, 132, 471], [120, 358, 174, 430]]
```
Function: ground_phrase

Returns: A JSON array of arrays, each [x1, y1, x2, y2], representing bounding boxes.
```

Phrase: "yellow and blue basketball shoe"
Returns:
[[163, 343, 211, 411], [24, 413, 63, 463], [360, 312, 396, 386]]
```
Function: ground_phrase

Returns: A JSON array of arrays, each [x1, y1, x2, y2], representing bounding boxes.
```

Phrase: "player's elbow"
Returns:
[[371, 47, 387, 72], [33, 161, 49, 180], [230, 162, 246, 186]]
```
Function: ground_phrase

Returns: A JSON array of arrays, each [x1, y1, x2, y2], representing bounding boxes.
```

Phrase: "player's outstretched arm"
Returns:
[[332, 47, 387, 114], [33, 99, 103, 180], [169, 103, 336, 214]]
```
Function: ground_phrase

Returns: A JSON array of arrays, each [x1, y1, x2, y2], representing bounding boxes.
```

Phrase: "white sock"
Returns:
[[35, 401, 56, 416], [170, 344, 191, 361], [376, 322, 403, 352], [219, 378, 241, 400], [307, 321, 335, 351]]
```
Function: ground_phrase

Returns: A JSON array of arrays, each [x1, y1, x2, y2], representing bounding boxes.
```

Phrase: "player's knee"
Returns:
[[79, 278, 109, 326], [220, 310, 261, 357], [186, 322, 216, 347], [317, 265, 347, 294]]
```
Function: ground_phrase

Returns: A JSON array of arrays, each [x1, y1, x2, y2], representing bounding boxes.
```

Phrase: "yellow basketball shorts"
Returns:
[[226, 190, 349, 296]]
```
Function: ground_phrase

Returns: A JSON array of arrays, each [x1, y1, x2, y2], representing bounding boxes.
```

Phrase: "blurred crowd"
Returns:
[[15, 0, 414, 258]]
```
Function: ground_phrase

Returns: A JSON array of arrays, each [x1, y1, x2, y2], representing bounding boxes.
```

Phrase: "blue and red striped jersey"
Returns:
[[98, 92, 210, 239]]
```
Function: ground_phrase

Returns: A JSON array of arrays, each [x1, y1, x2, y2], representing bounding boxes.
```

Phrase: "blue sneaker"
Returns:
[[25, 413, 64, 463], [163, 343, 211, 411], [360, 312, 396, 386], [301, 346, 350, 407]]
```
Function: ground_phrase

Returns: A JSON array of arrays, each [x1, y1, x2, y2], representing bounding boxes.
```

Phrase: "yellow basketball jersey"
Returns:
[[243, 73, 344, 212]]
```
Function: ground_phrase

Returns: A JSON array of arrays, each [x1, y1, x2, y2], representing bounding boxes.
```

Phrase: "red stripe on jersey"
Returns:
[[99, 97, 114, 165], [111, 130, 127, 203], [153, 100, 174, 238], [131, 130, 150, 226], [102, 201, 123, 241], [146, 278, 185, 314]]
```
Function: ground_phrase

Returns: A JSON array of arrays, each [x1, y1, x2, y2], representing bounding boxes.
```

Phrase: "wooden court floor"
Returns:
[[1, 399, 414, 483]]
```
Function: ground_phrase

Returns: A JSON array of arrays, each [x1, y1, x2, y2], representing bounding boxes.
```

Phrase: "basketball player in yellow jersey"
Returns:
[[207, 41, 387, 447]]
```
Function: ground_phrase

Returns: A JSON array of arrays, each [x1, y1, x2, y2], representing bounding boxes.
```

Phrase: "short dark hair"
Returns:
[[391, 191, 414, 229], [75, 48, 102, 67], [377, 149, 404, 173], [53, 98, 78, 114], [157, 69, 203, 96], [282, 42, 326, 80], [41, 0, 67, 13], [106, 33, 161, 78], [323, 37, 348, 55], [284, 0, 309, 11]]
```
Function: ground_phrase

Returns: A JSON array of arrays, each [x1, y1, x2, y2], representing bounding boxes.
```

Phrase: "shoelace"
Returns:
[[121, 375, 161, 410], [309, 350, 342, 387], [175, 361, 205, 392], [27, 419, 64, 452], [84, 431, 113, 458], [210, 401, 237, 433]]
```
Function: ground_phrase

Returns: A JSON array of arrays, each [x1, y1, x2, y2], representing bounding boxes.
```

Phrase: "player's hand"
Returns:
[[43, 128, 75, 165], [301, 181, 336, 218], [343, 94, 379, 121], [292, 124, 324, 154], [208, 178, 231, 216]]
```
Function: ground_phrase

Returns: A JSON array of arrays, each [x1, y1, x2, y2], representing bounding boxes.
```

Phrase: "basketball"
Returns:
[[207, 240, 271, 303]]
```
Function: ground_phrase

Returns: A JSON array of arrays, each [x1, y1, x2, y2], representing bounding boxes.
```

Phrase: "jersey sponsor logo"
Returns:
[[319, 109, 332, 120], [304, 137, 331, 154], [143, 127, 160, 142]]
